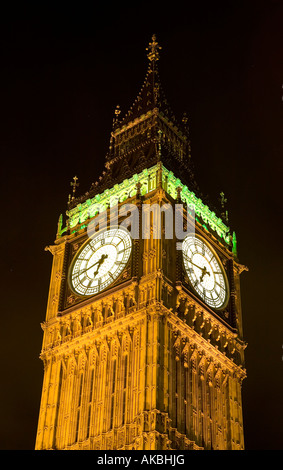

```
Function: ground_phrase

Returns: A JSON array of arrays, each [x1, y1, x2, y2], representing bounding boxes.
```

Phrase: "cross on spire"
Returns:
[[146, 34, 162, 62]]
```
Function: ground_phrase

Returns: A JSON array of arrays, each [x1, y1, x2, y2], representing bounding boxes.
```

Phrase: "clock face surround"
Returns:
[[69, 227, 132, 296], [182, 234, 229, 310]]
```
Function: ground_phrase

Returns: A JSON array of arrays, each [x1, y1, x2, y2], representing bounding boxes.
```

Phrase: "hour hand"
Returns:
[[93, 254, 108, 278], [73, 256, 105, 278], [93, 267, 100, 277], [200, 266, 210, 282]]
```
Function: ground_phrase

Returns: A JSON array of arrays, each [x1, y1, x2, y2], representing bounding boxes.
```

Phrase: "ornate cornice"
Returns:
[[61, 164, 230, 246]]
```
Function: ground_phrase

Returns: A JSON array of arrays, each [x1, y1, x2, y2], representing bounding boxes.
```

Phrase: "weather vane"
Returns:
[[146, 34, 162, 62]]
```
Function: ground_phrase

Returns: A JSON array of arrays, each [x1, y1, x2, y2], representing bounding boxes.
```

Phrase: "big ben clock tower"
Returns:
[[35, 36, 247, 451]]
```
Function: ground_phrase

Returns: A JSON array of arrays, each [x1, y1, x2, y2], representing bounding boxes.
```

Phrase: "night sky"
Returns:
[[1, 1, 282, 450]]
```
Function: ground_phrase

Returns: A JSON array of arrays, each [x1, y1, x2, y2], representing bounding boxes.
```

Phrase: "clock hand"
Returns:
[[186, 257, 211, 282], [72, 261, 99, 279], [187, 258, 206, 271], [93, 267, 100, 277], [73, 254, 108, 279], [92, 254, 108, 278], [199, 266, 211, 282]]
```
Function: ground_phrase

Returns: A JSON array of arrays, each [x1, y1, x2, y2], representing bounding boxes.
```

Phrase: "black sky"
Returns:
[[0, 1, 282, 450]]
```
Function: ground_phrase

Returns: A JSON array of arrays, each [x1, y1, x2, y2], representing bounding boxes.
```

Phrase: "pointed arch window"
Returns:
[[110, 358, 117, 429], [75, 372, 84, 442], [86, 364, 95, 439], [54, 362, 64, 448], [122, 354, 128, 425]]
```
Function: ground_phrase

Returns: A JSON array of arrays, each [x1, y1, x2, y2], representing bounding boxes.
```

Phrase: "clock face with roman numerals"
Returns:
[[69, 227, 132, 296], [182, 234, 229, 310]]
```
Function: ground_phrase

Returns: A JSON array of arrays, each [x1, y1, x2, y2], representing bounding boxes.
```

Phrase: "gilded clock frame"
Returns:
[[182, 232, 230, 312]]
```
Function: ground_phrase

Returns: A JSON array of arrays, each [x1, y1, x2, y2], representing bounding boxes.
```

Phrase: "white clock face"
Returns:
[[182, 235, 229, 310], [69, 227, 132, 296]]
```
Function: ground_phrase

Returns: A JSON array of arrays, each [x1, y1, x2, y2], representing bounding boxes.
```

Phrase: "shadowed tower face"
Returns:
[[35, 35, 246, 451]]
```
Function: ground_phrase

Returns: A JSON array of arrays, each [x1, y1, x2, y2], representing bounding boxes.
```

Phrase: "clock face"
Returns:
[[69, 227, 132, 296], [182, 235, 229, 310]]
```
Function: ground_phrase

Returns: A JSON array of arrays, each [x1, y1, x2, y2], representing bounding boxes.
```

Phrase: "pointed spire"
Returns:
[[115, 35, 177, 128], [232, 231, 238, 258], [56, 214, 63, 238], [79, 35, 196, 207]]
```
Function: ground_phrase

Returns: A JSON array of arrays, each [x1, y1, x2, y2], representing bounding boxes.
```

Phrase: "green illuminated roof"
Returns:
[[59, 164, 230, 245]]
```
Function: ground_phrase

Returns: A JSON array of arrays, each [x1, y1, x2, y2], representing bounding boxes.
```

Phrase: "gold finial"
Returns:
[[114, 104, 121, 118], [182, 112, 188, 126], [70, 175, 79, 200], [113, 104, 121, 126], [146, 34, 162, 62], [220, 191, 227, 208]]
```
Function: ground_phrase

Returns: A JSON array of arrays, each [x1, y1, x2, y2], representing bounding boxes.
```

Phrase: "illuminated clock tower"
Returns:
[[35, 36, 247, 450]]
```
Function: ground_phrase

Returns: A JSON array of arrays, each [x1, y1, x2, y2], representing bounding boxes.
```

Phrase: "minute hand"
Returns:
[[187, 258, 206, 271], [73, 258, 102, 279]]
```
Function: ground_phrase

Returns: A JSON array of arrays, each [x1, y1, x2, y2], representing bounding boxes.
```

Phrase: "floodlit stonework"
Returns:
[[35, 36, 246, 450]]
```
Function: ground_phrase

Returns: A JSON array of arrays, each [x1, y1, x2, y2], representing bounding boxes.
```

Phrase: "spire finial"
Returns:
[[146, 34, 162, 62], [113, 104, 121, 126], [70, 175, 79, 200], [219, 191, 229, 224], [114, 104, 121, 119], [220, 191, 227, 208]]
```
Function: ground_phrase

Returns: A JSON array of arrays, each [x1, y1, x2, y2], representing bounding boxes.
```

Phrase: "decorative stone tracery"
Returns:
[[36, 36, 246, 452]]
